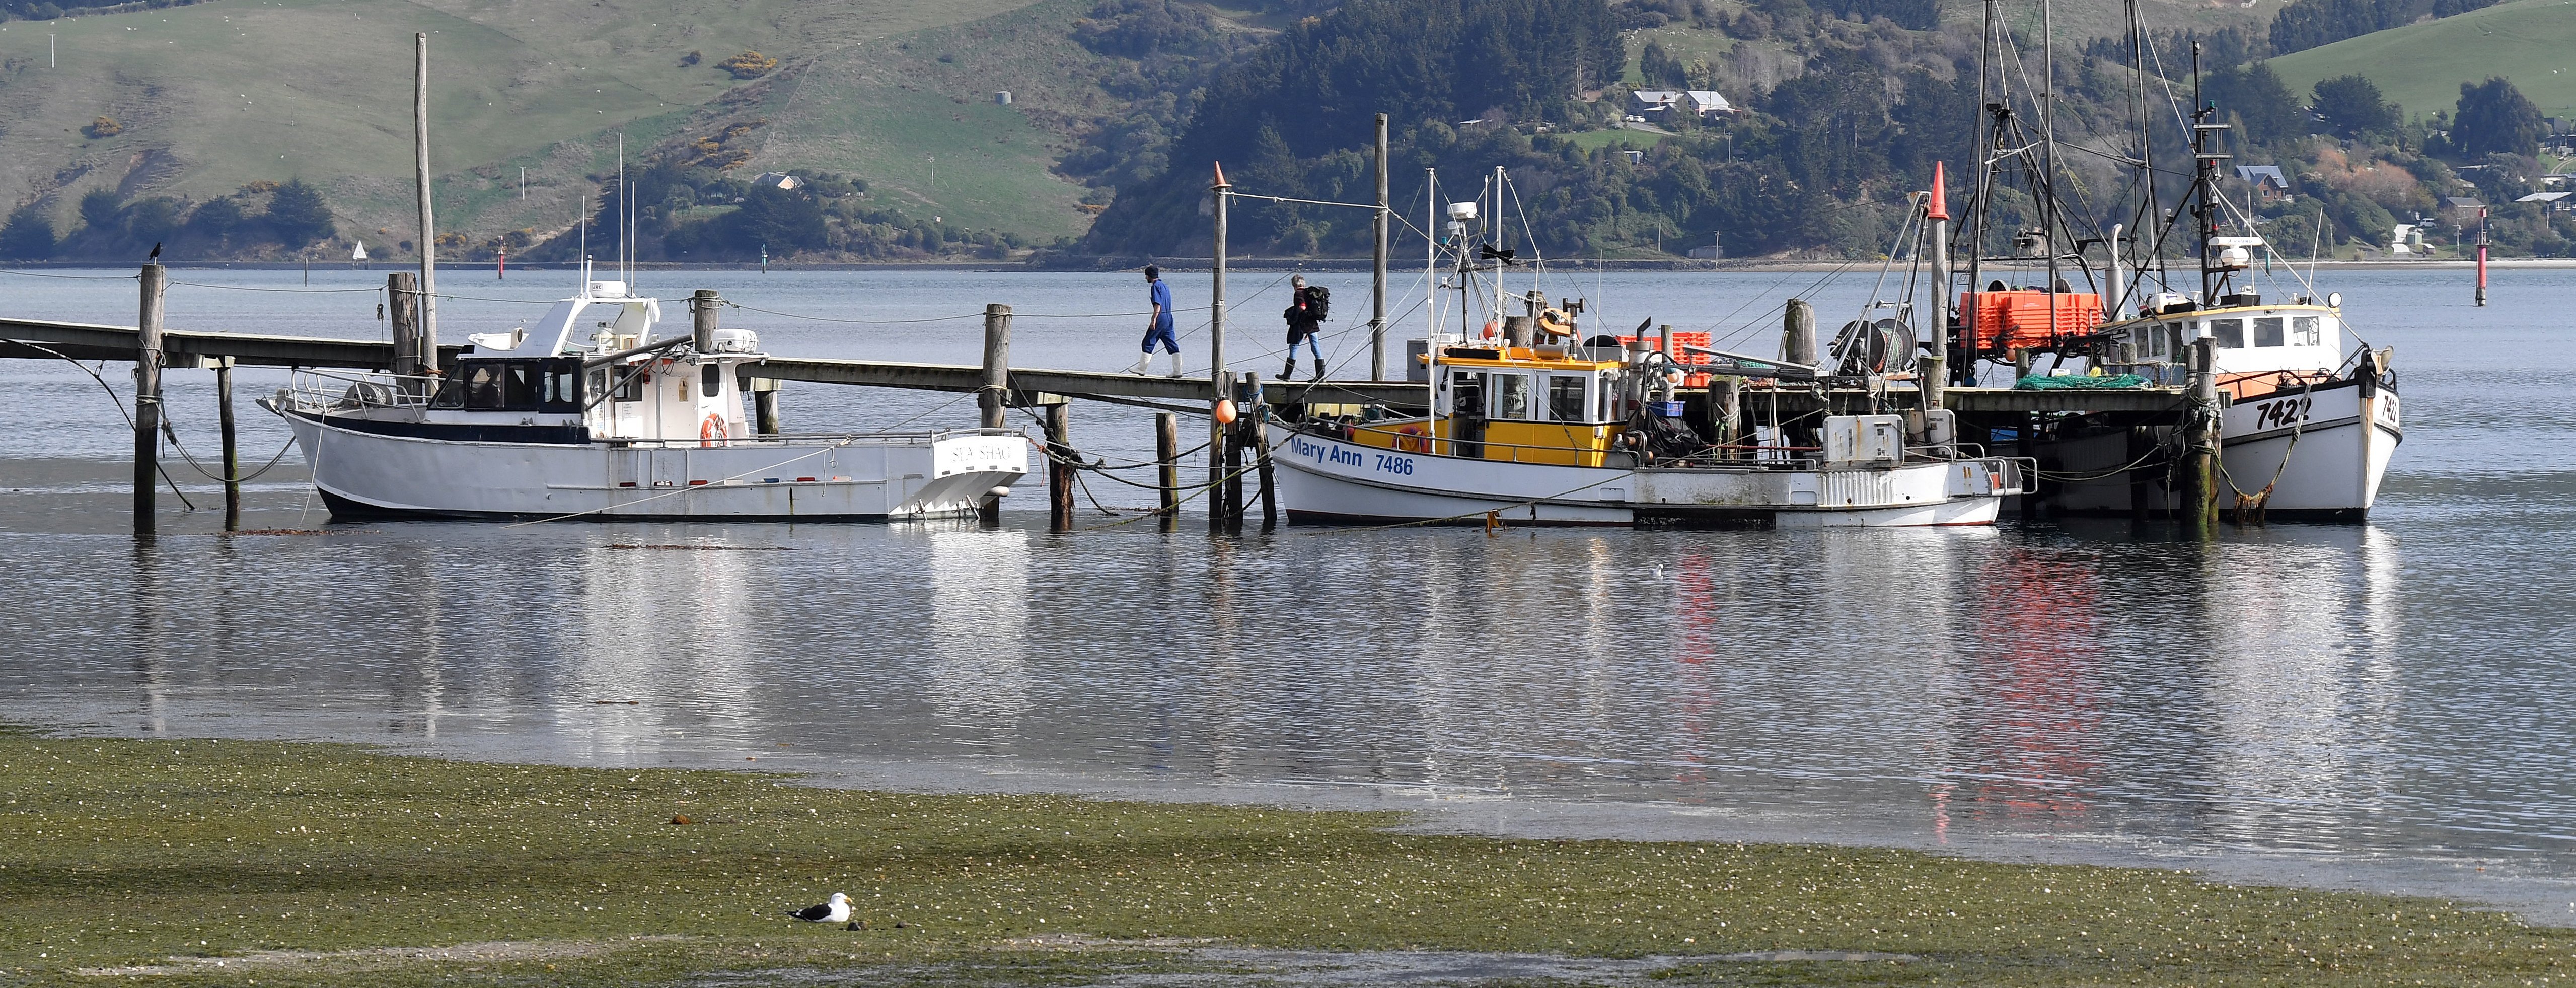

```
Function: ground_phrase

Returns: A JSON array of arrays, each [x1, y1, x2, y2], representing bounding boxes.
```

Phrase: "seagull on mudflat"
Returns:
[[786, 892, 851, 923]]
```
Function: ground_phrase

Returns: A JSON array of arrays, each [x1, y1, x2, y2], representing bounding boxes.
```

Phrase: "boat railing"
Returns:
[[278, 368, 438, 413], [601, 427, 1024, 450]]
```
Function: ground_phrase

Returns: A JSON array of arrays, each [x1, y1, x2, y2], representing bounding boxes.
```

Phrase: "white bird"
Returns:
[[785, 892, 851, 923]]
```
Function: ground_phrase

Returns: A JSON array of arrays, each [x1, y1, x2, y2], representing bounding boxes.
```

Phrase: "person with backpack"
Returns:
[[1280, 275, 1329, 381]]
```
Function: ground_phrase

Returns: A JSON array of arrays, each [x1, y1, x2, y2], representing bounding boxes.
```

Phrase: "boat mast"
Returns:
[[2041, 0, 2060, 342], [1957, 0, 1999, 384], [2189, 42, 2224, 305]]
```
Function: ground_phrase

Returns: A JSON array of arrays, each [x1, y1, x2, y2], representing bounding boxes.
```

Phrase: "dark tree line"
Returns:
[[0, 179, 336, 261]]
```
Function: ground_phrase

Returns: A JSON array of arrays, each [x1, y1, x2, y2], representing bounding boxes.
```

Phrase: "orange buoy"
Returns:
[[1214, 399, 1238, 424]]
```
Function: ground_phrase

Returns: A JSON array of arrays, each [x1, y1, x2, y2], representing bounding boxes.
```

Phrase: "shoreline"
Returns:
[[4, 724, 2571, 986]]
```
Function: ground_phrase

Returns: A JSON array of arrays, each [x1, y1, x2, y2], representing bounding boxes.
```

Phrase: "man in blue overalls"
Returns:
[[1130, 265, 1185, 376]]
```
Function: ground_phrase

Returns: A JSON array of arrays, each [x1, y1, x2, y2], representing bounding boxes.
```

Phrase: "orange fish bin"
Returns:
[[1961, 290, 2103, 350]]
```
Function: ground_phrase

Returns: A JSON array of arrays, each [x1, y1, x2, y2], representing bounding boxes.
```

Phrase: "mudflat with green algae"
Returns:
[[2, 729, 2569, 986]]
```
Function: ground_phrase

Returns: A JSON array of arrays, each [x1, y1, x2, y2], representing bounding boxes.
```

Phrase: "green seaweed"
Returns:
[[2, 730, 2567, 986]]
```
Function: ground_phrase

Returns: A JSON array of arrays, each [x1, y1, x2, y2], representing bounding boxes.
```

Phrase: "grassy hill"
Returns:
[[0, 0, 1087, 257], [2266, 0, 2576, 120]]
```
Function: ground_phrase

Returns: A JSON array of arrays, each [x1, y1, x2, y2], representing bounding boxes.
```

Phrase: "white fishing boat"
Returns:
[[261, 278, 1027, 521], [1930, 0, 2400, 521], [2041, 289, 2400, 519]]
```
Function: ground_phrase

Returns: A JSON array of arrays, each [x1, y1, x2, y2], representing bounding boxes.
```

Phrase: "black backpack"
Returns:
[[1303, 284, 1331, 320]]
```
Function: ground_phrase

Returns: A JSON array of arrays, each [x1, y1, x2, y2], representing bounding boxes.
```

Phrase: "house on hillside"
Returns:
[[751, 172, 802, 191], [2516, 191, 2574, 215], [2440, 196, 2487, 221], [2235, 165, 2292, 203], [1630, 89, 1736, 119]]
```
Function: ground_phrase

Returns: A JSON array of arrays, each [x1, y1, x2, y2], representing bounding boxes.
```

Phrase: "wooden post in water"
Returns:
[[691, 289, 718, 352], [2182, 336, 2219, 536], [133, 262, 167, 534], [1254, 395, 1278, 528], [1208, 164, 1231, 532], [1713, 376, 1742, 458], [979, 303, 1011, 526], [215, 356, 240, 530], [1155, 411, 1180, 532], [1221, 372, 1252, 531], [750, 378, 782, 435], [1781, 299, 1817, 366], [1044, 399, 1075, 532], [388, 272, 421, 378], [1371, 112, 1389, 381], [412, 32, 440, 377]]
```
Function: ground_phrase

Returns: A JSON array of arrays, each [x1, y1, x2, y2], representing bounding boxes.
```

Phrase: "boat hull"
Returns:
[[277, 407, 1027, 521], [2035, 376, 2398, 520], [1266, 424, 2010, 528]]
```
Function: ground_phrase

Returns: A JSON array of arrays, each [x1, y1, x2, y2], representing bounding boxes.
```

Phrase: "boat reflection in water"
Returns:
[[562, 534, 762, 762]]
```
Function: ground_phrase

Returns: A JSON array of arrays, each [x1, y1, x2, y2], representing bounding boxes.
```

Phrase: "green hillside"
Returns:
[[0, 0, 1078, 256], [2266, 0, 2576, 119]]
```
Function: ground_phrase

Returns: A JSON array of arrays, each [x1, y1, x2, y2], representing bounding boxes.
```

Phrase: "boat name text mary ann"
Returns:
[[1287, 435, 1414, 476]]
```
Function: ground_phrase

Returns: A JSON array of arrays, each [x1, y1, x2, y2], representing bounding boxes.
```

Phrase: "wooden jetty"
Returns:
[[2, 266, 2187, 534]]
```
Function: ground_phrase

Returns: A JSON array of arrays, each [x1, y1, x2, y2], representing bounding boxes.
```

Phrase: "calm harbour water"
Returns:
[[5, 264, 2574, 920]]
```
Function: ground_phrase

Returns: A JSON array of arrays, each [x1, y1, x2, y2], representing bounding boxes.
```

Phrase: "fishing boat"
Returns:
[[260, 278, 1028, 521], [1267, 342, 2021, 527], [1935, 0, 2399, 520]]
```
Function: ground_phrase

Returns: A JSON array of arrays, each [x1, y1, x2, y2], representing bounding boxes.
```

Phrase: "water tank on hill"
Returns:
[[995, 91, 1012, 105]]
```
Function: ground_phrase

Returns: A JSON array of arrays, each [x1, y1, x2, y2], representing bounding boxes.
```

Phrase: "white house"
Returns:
[[1630, 89, 1735, 119]]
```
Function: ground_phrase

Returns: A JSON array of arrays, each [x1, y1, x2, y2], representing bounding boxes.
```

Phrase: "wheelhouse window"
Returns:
[[614, 367, 648, 403], [2292, 316, 2322, 346], [1446, 371, 1485, 417], [2210, 318, 2245, 349], [702, 363, 724, 397], [462, 363, 513, 410], [1491, 373, 1533, 421], [459, 359, 581, 411], [1546, 374, 1587, 422], [2253, 316, 2285, 347]]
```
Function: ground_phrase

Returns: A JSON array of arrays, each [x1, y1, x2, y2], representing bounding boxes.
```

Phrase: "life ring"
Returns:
[[700, 413, 727, 447], [1393, 426, 1425, 453]]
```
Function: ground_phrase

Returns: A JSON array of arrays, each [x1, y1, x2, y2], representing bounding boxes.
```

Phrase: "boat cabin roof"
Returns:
[[1437, 346, 1623, 372]]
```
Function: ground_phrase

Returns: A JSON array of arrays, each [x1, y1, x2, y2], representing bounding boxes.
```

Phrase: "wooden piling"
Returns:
[[1254, 401, 1278, 528], [979, 303, 1011, 526], [133, 262, 166, 534], [215, 356, 240, 531], [1220, 372, 1253, 531], [749, 377, 782, 435], [1781, 299, 1817, 366], [1713, 376, 1742, 458], [1044, 399, 1074, 532], [1155, 411, 1180, 532], [412, 32, 441, 376], [1208, 167, 1231, 532], [388, 272, 420, 379], [691, 289, 718, 352], [2182, 336, 2219, 536]]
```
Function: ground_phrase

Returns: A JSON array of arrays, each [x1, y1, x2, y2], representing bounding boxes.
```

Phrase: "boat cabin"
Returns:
[[2103, 293, 2347, 398], [1333, 346, 1634, 466]]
